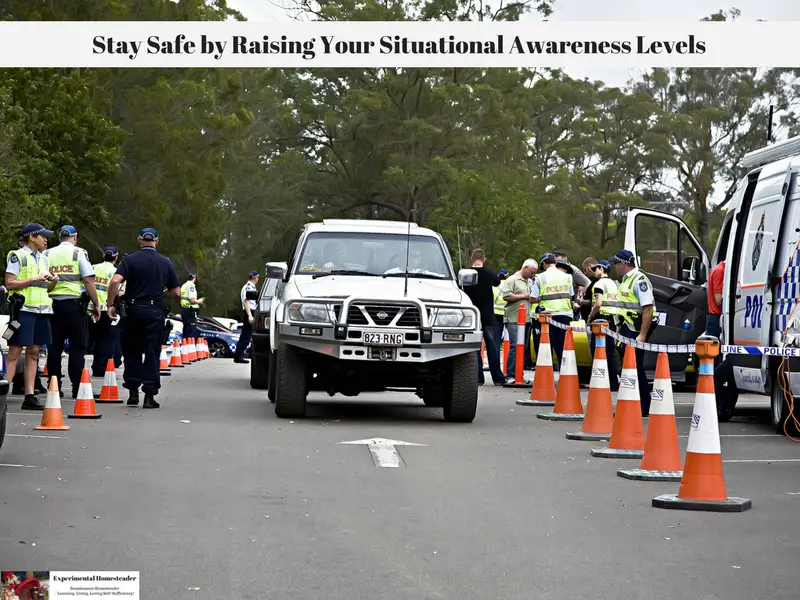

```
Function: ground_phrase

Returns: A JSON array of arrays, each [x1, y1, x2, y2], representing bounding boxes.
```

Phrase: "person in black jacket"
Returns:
[[463, 248, 505, 386]]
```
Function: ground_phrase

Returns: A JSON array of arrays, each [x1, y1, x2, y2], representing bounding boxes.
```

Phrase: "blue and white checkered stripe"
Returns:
[[775, 241, 800, 333]]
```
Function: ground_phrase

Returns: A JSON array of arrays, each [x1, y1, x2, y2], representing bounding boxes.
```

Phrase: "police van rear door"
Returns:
[[727, 160, 795, 393], [623, 207, 710, 382]]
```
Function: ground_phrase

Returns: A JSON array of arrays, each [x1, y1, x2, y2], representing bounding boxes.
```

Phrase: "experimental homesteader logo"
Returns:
[[591, 367, 606, 379], [651, 389, 665, 402], [752, 212, 765, 271], [620, 376, 637, 389], [691, 413, 701, 428]]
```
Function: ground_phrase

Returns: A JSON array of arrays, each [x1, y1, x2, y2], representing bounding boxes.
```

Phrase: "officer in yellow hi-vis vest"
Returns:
[[587, 259, 621, 391], [492, 269, 509, 372], [89, 246, 122, 377], [4, 223, 58, 410], [44, 225, 101, 400], [610, 249, 659, 416], [180, 273, 204, 341], [530, 253, 574, 370]]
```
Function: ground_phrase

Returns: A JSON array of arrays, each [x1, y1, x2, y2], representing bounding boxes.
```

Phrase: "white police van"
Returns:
[[624, 135, 800, 436]]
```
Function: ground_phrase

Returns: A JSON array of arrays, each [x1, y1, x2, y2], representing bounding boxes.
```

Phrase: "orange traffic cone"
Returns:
[[170, 339, 184, 368], [502, 338, 510, 376], [190, 338, 198, 362], [159, 345, 171, 376], [591, 344, 645, 458], [181, 338, 190, 364], [202, 337, 209, 359], [619, 352, 683, 480], [97, 359, 122, 404], [538, 328, 584, 421], [567, 320, 614, 441], [34, 377, 70, 431], [653, 336, 751, 512], [68, 369, 102, 420], [517, 314, 557, 406], [42, 362, 48, 377]]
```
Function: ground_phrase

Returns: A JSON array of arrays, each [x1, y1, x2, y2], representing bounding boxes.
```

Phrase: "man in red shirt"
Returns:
[[706, 260, 725, 339]]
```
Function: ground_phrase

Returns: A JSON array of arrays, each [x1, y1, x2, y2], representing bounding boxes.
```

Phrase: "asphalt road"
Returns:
[[1, 359, 800, 599]]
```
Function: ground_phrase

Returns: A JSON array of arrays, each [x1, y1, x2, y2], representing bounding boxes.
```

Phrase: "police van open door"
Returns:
[[624, 207, 710, 385], [721, 138, 800, 435]]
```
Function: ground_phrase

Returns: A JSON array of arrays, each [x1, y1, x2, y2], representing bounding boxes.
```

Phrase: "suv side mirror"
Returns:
[[245, 290, 259, 301], [458, 268, 479, 287], [266, 264, 286, 280], [681, 256, 700, 284]]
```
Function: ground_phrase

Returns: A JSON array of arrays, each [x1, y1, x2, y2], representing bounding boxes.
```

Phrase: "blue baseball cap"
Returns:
[[138, 227, 158, 241], [103, 246, 119, 257], [188, 272, 196, 279], [249, 270, 260, 278], [540, 252, 556, 264], [60, 225, 77, 236], [21, 223, 54, 238], [592, 259, 611, 270], [498, 268, 509, 277], [609, 250, 636, 265]]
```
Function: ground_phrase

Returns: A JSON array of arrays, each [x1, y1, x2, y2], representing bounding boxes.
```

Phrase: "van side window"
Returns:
[[633, 214, 679, 278], [713, 212, 734, 265]]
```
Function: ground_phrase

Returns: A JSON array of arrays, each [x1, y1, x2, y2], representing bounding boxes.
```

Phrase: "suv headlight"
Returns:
[[287, 302, 331, 324], [433, 308, 475, 328]]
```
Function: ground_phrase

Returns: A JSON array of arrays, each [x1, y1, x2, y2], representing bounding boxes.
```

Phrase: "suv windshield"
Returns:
[[295, 231, 452, 279]]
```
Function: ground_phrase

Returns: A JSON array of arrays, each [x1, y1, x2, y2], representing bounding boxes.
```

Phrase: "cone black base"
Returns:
[[537, 412, 584, 421], [503, 382, 532, 388], [95, 399, 123, 404], [566, 431, 611, 441], [590, 448, 644, 459], [516, 399, 555, 406], [652, 493, 751, 512], [617, 468, 683, 482], [68, 414, 102, 419]]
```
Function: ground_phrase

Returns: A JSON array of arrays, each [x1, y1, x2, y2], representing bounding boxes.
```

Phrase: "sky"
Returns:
[[224, 0, 800, 87]]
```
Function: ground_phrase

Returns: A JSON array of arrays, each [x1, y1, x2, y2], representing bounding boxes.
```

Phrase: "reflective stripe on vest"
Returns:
[[44, 245, 85, 298], [13, 249, 53, 313], [180, 281, 195, 308], [591, 277, 621, 316], [493, 286, 505, 315], [616, 269, 659, 331], [538, 269, 573, 314], [90, 261, 116, 312]]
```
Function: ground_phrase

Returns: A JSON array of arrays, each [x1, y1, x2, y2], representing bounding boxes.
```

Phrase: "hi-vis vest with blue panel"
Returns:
[[44, 244, 88, 299], [493, 286, 505, 316], [537, 268, 573, 315], [616, 268, 659, 331], [9, 249, 52, 314], [90, 261, 117, 312]]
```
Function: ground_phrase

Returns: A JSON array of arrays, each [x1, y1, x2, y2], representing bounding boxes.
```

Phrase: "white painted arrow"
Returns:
[[338, 438, 427, 468]]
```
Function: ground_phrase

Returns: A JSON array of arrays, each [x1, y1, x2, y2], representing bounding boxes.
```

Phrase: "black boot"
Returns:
[[142, 394, 160, 409], [21, 394, 45, 411], [127, 390, 139, 406], [34, 378, 47, 395]]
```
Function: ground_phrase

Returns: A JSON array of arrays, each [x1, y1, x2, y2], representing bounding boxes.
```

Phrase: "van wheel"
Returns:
[[771, 371, 800, 436], [274, 344, 307, 418]]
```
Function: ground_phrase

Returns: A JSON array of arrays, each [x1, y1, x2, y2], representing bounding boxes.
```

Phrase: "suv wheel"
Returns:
[[250, 351, 269, 389], [443, 353, 479, 423], [274, 344, 308, 418], [0, 405, 6, 450], [268, 351, 277, 403]]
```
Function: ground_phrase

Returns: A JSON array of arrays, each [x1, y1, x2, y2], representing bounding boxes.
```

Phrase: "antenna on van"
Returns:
[[767, 105, 774, 144], [403, 205, 414, 298]]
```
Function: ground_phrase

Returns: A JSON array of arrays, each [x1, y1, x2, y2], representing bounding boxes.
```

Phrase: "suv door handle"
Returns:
[[666, 285, 692, 303]]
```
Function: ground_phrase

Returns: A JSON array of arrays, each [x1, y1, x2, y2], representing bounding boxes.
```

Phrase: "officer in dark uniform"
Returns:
[[107, 228, 180, 409]]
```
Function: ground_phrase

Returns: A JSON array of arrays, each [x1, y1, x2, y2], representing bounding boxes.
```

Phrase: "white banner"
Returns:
[[50, 571, 140, 598], [0, 21, 797, 68]]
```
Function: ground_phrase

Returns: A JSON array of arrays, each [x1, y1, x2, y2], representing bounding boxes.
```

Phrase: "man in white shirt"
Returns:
[[234, 270, 259, 364]]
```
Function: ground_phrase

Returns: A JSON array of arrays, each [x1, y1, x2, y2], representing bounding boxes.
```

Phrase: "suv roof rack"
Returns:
[[741, 134, 800, 170], [320, 219, 419, 229]]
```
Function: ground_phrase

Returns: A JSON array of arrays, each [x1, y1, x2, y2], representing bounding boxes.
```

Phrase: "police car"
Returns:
[[623, 135, 800, 436]]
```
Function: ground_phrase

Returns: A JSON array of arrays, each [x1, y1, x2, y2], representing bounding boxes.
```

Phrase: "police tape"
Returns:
[[541, 314, 800, 357]]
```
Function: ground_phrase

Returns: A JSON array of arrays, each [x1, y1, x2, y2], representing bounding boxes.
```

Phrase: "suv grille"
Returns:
[[332, 304, 425, 327]]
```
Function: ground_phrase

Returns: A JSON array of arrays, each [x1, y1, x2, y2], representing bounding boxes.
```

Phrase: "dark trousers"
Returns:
[[477, 323, 504, 384], [706, 314, 722, 339], [533, 315, 571, 372], [589, 318, 619, 391], [181, 307, 199, 340], [122, 305, 164, 396], [234, 311, 253, 359], [617, 323, 652, 415], [48, 299, 88, 394], [91, 314, 122, 375]]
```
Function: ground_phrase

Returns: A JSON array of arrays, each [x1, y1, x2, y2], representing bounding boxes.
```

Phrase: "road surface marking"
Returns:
[[723, 459, 800, 463], [0, 463, 37, 468], [678, 434, 776, 438], [339, 438, 426, 468], [8, 434, 64, 439]]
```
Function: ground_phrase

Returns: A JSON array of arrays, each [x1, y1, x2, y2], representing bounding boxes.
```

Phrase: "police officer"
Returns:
[[586, 259, 621, 392], [530, 253, 574, 370], [492, 269, 508, 372], [233, 270, 259, 364], [107, 228, 180, 409], [90, 246, 122, 377], [4, 223, 57, 410], [180, 272, 204, 341], [45, 225, 100, 399], [610, 249, 659, 416]]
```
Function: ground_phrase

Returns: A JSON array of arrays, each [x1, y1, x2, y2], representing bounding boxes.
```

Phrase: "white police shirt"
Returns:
[[241, 281, 257, 312]]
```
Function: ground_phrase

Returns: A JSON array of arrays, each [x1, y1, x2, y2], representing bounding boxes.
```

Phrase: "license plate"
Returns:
[[363, 332, 404, 346]]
